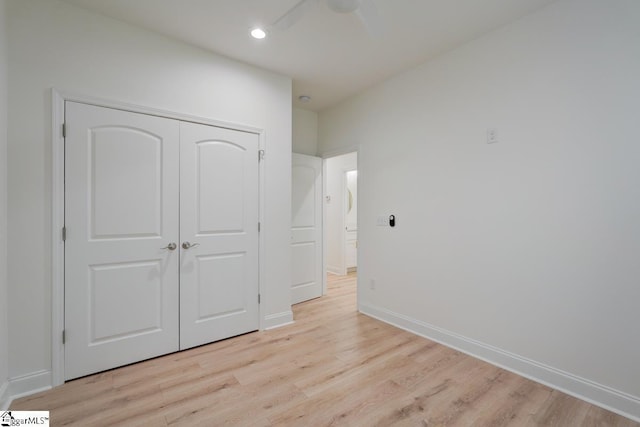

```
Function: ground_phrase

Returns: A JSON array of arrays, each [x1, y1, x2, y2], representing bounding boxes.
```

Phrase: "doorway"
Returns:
[[323, 151, 358, 286], [290, 150, 358, 305]]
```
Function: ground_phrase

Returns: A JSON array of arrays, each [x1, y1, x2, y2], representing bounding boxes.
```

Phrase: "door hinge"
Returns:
[[258, 222, 261, 232], [62, 226, 67, 242], [62, 329, 66, 344], [258, 294, 261, 304], [62, 123, 66, 138], [258, 150, 265, 162]]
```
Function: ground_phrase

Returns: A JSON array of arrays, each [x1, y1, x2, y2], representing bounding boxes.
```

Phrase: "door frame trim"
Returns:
[[51, 89, 266, 386]]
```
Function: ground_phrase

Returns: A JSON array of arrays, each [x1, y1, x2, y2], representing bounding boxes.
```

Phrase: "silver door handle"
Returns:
[[182, 241, 200, 249], [161, 243, 177, 251]]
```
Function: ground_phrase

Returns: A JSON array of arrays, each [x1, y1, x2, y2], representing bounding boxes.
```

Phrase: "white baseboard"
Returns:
[[359, 302, 640, 423], [326, 265, 345, 276], [263, 310, 294, 330], [8, 370, 52, 402], [0, 381, 10, 411]]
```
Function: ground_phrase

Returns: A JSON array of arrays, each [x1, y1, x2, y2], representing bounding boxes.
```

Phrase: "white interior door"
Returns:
[[179, 121, 260, 350], [291, 153, 323, 304], [64, 102, 180, 380]]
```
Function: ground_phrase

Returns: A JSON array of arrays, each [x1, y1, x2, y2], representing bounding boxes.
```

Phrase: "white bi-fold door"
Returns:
[[64, 102, 259, 380]]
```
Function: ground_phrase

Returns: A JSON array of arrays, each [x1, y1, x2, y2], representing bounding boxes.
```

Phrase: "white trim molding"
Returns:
[[257, 130, 267, 333], [51, 90, 65, 388], [326, 265, 344, 276], [8, 370, 52, 402], [319, 145, 360, 160], [359, 302, 640, 423], [262, 311, 294, 330], [0, 381, 10, 411]]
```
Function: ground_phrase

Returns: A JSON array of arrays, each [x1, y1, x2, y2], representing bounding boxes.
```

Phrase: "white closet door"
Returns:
[[65, 102, 180, 380], [179, 121, 260, 350], [291, 154, 323, 304]]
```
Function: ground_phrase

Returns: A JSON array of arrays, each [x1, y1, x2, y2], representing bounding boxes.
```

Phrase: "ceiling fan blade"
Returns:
[[271, 0, 315, 31], [354, 0, 384, 38]]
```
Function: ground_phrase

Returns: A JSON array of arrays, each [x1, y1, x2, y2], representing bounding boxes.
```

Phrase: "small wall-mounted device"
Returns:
[[389, 215, 396, 227]]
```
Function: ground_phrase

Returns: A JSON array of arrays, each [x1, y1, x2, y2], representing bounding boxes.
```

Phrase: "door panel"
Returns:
[[91, 127, 163, 238], [65, 102, 180, 380], [196, 141, 246, 233], [179, 121, 260, 350], [196, 252, 246, 320], [291, 154, 323, 304], [292, 242, 316, 288], [89, 260, 164, 343]]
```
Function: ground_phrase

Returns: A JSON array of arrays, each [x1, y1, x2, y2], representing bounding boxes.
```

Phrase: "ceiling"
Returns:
[[60, 0, 557, 112]]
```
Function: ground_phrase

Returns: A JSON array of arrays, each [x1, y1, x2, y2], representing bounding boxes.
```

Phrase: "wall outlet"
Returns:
[[370, 279, 376, 290], [487, 128, 498, 144]]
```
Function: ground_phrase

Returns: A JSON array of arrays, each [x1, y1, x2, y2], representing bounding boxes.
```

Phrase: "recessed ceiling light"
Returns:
[[298, 95, 311, 103], [250, 28, 267, 39]]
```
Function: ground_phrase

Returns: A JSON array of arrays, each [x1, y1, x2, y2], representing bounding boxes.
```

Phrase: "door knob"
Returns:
[[161, 243, 177, 250], [182, 241, 200, 249]]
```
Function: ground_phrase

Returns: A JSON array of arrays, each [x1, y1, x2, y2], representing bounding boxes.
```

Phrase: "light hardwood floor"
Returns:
[[13, 273, 639, 426]]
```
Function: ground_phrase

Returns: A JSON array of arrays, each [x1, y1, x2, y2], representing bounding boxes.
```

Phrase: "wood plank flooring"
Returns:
[[12, 273, 639, 426]]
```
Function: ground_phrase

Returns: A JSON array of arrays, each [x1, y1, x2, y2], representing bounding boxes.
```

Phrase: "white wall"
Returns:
[[319, 0, 640, 420], [292, 108, 318, 156], [325, 152, 357, 275], [0, 0, 10, 410], [6, 0, 292, 395]]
